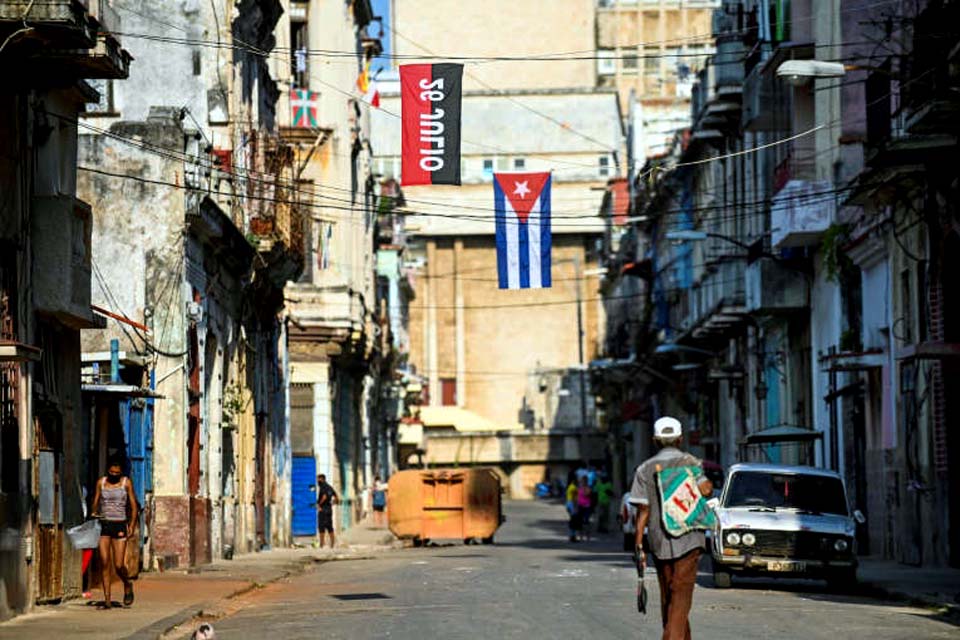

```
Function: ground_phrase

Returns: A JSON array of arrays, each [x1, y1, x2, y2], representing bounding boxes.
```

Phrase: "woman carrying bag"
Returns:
[[91, 457, 139, 609]]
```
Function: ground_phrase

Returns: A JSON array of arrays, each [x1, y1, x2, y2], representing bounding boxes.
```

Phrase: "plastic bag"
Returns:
[[66, 519, 101, 550]]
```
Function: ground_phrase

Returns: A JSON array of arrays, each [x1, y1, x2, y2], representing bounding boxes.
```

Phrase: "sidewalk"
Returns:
[[858, 556, 960, 619], [0, 532, 397, 640]]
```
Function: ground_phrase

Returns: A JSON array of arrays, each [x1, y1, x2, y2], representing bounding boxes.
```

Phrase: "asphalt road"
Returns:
[[211, 501, 958, 639]]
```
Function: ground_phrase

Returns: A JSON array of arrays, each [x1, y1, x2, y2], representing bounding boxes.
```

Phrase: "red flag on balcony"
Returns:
[[400, 63, 462, 185], [291, 89, 319, 128]]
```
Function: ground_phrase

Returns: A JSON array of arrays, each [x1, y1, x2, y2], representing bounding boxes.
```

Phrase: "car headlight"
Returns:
[[741, 532, 756, 546], [725, 531, 741, 546], [834, 538, 849, 552]]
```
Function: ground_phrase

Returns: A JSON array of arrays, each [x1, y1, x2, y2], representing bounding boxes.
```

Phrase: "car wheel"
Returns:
[[481, 536, 494, 545], [712, 561, 732, 588], [623, 533, 634, 552], [412, 537, 423, 548]]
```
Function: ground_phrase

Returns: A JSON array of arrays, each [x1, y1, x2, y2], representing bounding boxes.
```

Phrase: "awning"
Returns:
[[397, 421, 424, 446], [419, 406, 521, 432], [82, 384, 164, 399], [740, 425, 823, 445]]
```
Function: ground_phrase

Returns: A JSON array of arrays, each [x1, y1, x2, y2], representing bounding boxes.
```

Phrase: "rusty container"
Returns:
[[388, 467, 503, 545]]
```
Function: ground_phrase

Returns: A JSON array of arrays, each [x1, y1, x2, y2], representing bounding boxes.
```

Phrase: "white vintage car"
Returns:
[[710, 463, 865, 589]]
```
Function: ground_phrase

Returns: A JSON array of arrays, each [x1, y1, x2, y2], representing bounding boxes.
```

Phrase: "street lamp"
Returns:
[[776, 60, 846, 85]]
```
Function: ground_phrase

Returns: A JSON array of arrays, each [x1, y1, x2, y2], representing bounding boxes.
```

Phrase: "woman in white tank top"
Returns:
[[91, 457, 139, 608]]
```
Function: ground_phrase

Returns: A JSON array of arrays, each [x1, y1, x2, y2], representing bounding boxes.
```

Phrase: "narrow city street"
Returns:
[[210, 501, 956, 639]]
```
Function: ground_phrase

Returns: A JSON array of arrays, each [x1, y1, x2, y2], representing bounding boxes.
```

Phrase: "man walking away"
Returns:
[[315, 474, 339, 549], [630, 417, 713, 640]]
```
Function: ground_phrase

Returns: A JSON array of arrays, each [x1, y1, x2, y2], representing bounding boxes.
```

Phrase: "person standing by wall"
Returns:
[[315, 474, 340, 549], [371, 475, 388, 527], [630, 417, 713, 640], [91, 457, 139, 609]]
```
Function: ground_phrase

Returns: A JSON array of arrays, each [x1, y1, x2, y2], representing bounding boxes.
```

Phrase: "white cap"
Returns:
[[653, 416, 682, 439]]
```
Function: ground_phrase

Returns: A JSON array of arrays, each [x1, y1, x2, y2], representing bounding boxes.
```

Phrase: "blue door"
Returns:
[[292, 456, 317, 536]]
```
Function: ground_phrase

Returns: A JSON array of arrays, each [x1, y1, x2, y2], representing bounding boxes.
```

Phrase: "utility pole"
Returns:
[[575, 255, 589, 453]]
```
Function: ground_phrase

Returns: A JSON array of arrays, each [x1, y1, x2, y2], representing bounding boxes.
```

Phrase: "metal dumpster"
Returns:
[[388, 468, 503, 545]]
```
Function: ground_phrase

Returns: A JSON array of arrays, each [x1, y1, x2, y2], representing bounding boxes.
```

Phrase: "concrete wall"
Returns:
[[408, 235, 601, 430], [392, 0, 596, 91], [422, 430, 607, 498]]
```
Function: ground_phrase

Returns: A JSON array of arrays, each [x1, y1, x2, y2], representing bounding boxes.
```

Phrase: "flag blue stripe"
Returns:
[[494, 180, 508, 289], [518, 210, 530, 289], [540, 176, 552, 287]]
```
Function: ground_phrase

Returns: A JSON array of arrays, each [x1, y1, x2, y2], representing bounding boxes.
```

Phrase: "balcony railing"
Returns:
[[671, 259, 747, 339], [771, 178, 835, 249]]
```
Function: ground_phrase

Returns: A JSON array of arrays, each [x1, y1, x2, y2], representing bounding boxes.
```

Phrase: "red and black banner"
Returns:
[[400, 63, 463, 186]]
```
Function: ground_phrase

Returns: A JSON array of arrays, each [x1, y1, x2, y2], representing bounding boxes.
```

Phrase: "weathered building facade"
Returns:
[[281, 0, 391, 537], [598, 0, 960, 569], [77, 0, 301, 569], [0, 0, 130, 619]]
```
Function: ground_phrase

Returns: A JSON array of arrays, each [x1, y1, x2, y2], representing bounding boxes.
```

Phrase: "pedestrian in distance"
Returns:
[[90, 456, 139, 609], [576, 475, 593, 541], [565, 471, 580, 543], [315, 473, 340, 549], [630, 416, 714, 640], [595, 473, 614, 534], [371, 475, 388, 527]]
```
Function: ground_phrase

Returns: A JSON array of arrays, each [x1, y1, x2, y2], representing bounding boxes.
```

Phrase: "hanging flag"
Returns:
[[494, 172, 552, 289], [364, 78, 381, 109], [400, 63, 462, 186], [291, 89, 319, 127], [356, 59, 370, 93]]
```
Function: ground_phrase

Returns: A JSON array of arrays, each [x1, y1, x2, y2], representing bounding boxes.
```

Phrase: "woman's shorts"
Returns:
[[101, 520, 128, 539]]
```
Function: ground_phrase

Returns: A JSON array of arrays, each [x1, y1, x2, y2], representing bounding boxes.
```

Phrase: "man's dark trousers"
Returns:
[[653, 548, 700, 640]]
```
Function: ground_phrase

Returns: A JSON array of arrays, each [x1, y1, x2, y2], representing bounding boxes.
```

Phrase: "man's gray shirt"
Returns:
[[629, 447, 706, 561]]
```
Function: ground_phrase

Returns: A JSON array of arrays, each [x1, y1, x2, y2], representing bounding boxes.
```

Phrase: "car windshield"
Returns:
[[723, 471, 848, 516]]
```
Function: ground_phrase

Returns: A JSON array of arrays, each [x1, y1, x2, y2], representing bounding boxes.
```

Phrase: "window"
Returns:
[[482, 158, 494, 179], [597, 50, 616, 76], [644, 50, 660, 75], [599, 155, 611, 177], [291, 20, 309, 88], [85, 79, 114, 115], [623, 53, 639, 73], [440, 378, 457, 406], [513, 158, 526, 170]]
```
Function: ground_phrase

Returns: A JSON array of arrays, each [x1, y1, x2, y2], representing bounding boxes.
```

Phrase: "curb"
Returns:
[[858, 579, 960, 624], [123, 556, 317, 640], [141, 546, 397, 639]]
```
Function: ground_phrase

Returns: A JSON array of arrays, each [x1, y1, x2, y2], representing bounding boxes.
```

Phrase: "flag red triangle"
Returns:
[[495, 172, 549, 223]]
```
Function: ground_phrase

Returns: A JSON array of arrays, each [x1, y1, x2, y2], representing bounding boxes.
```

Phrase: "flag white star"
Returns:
[[513, 181, 531, 198]]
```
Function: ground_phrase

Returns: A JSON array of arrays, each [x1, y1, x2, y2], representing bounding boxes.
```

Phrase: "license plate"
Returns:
[[767, 561, 806, 572]]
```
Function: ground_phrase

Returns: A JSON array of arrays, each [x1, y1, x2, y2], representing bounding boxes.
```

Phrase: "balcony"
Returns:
[[771, 178, 835, 249], [30, 196, 102, 330], [1, 0, 131, 79], [672, 259, 747, 341], [745, 257, 808, 315], [901, 4, 960, 134], [713, 38, 744, 102]]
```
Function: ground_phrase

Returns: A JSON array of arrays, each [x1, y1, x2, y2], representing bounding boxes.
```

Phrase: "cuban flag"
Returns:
[[494, 172, 552, 289]]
